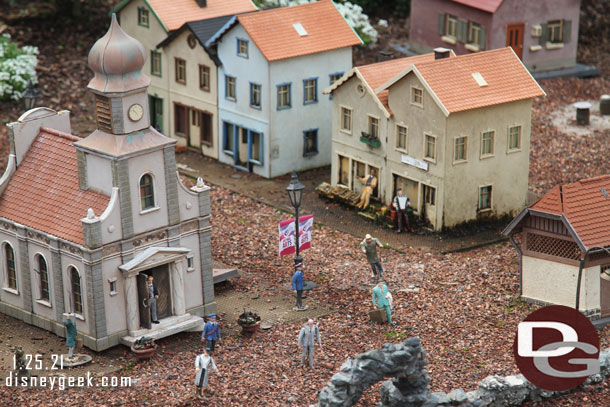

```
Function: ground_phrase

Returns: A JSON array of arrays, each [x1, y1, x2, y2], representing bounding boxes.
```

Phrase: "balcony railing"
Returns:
[[360, 131, 381, 147]]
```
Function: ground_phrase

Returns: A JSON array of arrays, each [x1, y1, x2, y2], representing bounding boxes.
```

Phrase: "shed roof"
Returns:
[[449, 0, 504, 13], [0, 128, 110, 246], [236, 0, 362, 61]]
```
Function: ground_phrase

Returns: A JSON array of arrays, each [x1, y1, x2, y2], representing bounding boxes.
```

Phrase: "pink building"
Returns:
[[409, 0, 582, 75]]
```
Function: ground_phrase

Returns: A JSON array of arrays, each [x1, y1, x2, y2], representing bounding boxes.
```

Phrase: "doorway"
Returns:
[[188, 109, 213, 151], [149, 96, 163, 133], [136, 264, 172, 329], [423, 184, 437, 228], [506, 23, 524, 59]]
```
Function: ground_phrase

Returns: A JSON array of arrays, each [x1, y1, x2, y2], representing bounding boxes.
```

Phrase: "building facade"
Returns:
[[409, 0, 581, 73], [327, 48, 545, 230], [212, 0, 361, 178], [503, 175, 610, 321], [114, 0, 257, 156], [0, 16, 215, 351]]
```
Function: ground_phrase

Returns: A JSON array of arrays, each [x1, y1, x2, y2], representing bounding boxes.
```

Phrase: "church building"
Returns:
[[0, 15, 215, 350]]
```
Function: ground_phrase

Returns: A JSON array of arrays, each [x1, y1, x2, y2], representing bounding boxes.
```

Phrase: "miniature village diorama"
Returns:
[[0, 0, 609, 405]]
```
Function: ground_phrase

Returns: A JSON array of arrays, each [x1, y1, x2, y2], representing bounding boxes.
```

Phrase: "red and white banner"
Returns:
[[278, 214, 314, 256]]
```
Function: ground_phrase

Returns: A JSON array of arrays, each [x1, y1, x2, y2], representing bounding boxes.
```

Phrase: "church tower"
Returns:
[[75, 14, 179, 241]]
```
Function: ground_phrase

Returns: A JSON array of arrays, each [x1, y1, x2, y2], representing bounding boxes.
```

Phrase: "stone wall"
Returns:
[[318, 337, 610, 407]]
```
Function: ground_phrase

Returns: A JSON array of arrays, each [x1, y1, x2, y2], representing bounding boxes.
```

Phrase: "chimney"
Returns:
[[377, 49, 393, 62], [433, 47, 451, 60], [195, 0, 207, 7]]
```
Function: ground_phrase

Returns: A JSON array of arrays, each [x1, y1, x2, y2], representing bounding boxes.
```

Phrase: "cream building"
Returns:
[[0, 17, 215, 350], [503, 175, 610, 322], [113, 0, 257, 157], [327, 47, 545, 230]]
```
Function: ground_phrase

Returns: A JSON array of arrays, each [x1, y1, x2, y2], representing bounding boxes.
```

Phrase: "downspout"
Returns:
[[509, 235, 523, 296]]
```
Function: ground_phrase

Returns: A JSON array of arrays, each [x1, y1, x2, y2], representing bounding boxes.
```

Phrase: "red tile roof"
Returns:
[[145, 0, 257, 31], [237, 0, 361, 61], [356, 54, 444, 114], [0, 128, 110, 246], [529, 175, 610, 249], [413, 47, 545, 113], [450, 0, 504, 13]]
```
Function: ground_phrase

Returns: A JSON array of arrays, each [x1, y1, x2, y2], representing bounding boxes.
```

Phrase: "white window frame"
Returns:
[[507, 125, 522, 153], [108, 277, 118, 296], [423, 133, 437, 163], [480, 130, 495, 159], [396, 124, 408, 152], [478, 184, 493, 212], [367, 115, 380, 139], [453, 135, 468, 164], [410, 86, 423, 107], [139, 172, 160, 214], [68, 265, 85, 320], [547, 20, 563, 43], [187, 255, 195, 272], [34, 253, 52, 307], [340, 106, 352, 134], [424, 183, 437, 207], [2, 241, 18, 295], [445, 14, 458, 38]]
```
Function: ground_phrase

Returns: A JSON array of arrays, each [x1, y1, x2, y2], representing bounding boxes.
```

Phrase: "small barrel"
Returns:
[[574, 101, 592, 126], [601, 94, 610, 116]]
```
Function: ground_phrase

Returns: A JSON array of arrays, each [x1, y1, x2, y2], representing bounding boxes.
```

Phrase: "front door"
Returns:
[[601, 266, 610, 318], [151, 264, 171, 319], [137, 273, 151, 329], [149, 96, 163, 133], [188, 109, 201, 149], [423, 185, 437, 228], [506, 23, 524, 59]]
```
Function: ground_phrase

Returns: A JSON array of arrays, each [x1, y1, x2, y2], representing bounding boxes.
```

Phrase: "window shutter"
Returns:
[[562, 20, 571, 43], [457, 19, 468, 42], [479, 26, 486, 49], [438, 13, 445, 35], [539, 23, 548, 45]]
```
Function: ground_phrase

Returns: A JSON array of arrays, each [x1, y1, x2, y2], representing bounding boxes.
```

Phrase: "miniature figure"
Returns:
[[392, 188, 412, 233], [201, 314, 221, 353], [297, 319, 322, 369], [292, 263, 306, 310], [194, 348, 218, 398], [356, 169, 377, 209], [372, 281, 393, 325], [64, 313, 77, 361], [360, 234, 384, 282], [147, 275, 160, 324]]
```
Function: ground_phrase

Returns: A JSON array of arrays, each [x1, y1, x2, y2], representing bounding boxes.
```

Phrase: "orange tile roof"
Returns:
[[0, 128, 110, 246], [356, 54, 443, 114], [237, 0, 361, 61], [146, 0, 257, 31], [413, 47, 545, 113], [450, 0, 504, 13], [529, 175, 610, 249]]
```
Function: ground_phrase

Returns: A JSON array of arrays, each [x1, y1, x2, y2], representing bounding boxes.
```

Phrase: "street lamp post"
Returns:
[[22, 82, 38, 110], [286, 171, 305, 266]]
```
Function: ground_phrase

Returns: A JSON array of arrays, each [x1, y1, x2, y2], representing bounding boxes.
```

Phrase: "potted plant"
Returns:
[[237, 309, 261, 334], [130, 336, 157, 359]]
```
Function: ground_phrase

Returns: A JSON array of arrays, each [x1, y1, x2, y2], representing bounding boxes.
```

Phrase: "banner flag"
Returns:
[[278, 214, 314, 256]]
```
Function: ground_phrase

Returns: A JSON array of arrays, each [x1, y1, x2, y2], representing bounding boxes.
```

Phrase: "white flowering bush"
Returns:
[[256, 0, 378, 43], [0, 33, 38, 101]]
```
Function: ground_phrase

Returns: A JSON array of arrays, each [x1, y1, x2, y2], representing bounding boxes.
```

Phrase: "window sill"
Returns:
[[507, 148, 522, 154], [2, 287, 19, 295], [441, 35, 456, 45], [452, 159, 468, 165], [303, 152, 318, 158], [546, 42, 564, 50], [304, 100, 318, 105], [223, 150, 234, 156], [395, 148, 408, 154], [187, 267, 195, 273], [74, 313, 85, 321], [529, 45, 542, 52], [201, 141, 213, 147], [480, 154, 495, 160], [225, 97, 236, 102], [277, 106, 291, 111], [423, 157, 436, 164], [410, 102, 423, 109], [237, 54, 249, 59], [250, 104, 262, 110], [35, 299, 52, 308], [478, 208, 492, 213], [249, 159, 263, 166], [339, 129, 352, 136], [176, 80, 186, 85], [464, 43, 480, 52], [140, 206, 161, 215], [110, 291, 118, 297], [151, 73, 162, 78], [200, 87, 210, 92]]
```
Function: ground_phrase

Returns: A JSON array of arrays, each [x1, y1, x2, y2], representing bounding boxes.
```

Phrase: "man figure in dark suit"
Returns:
[[147, 275, 160, 324]]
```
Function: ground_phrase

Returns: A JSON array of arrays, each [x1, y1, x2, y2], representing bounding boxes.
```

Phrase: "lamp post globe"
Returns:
[[22, 82, 38, 110]]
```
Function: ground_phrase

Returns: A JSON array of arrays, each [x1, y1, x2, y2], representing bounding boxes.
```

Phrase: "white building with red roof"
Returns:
[[326, 47, 545, 230], [503, 175, 610, 323], [211, 0, 362, 177], [0, 16, 216, 351]]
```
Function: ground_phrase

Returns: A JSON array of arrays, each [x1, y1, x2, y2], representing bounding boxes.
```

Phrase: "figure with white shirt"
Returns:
[[392, 188, 411, 233]]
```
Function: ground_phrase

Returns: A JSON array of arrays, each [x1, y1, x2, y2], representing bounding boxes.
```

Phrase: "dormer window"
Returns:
[[139, 173, 155, 211]]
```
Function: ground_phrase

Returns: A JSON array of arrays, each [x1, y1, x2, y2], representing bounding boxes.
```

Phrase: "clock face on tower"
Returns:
[[128, 103, 144, 121]]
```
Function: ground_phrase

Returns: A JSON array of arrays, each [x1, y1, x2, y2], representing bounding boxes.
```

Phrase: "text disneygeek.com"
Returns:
[[5, 372, 133, 390]]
